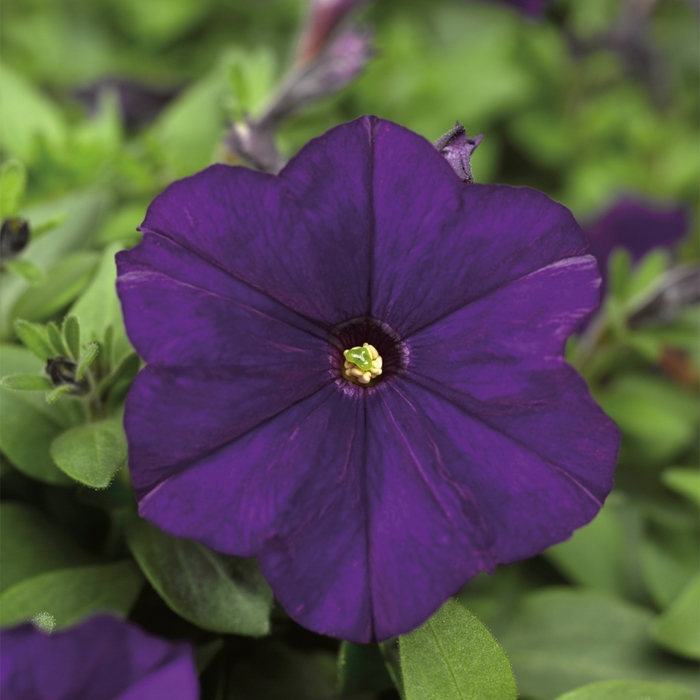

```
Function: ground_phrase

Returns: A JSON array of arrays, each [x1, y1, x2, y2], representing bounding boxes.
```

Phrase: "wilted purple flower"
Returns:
[[434, 122, 484, 183], [117, 116, 619, 642], [0, 616, 199, 700], [74, 77, 179, 132]]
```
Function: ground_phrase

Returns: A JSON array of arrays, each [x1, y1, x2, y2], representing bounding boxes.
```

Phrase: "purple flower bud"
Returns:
[[434, 123, 484, 184], [297, 0, 367, 65]]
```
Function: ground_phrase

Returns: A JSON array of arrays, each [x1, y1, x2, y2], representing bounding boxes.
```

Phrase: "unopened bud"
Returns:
[[45, 357, 88, 394], [0, 217, 30, 261]]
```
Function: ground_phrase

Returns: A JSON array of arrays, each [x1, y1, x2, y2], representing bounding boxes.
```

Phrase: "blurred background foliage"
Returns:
[[0, 0, 698, 698]]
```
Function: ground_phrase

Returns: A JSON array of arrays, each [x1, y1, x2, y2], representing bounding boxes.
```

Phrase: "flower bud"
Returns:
[[0, 217, 30, 261]]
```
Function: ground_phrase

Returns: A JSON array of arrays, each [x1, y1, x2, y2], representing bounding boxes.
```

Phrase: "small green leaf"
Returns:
[[98, 351, 140, 400], [662, 468, 700, 506], [0, 502, 90, 593], [14, 319, 54, 360], [62, 314, 81, 360], [608, 248, 631, 300], [11, 251, 100, 323], [0, 561, 143, 629], [650, 574, 700, 660], [3, 259, 44, 285], [46, 384, 75, 404], [400, 598, 517, 700], [127, 518, 273, 636], [0, 345, 75, 484], [76, 341, 99, 380], [32, 212, 69, 239], [0, 159, 27, 218], [46, 321, 67, 356], [50, 419, 127, 488], [555, 679, 693, 700], [0, 373, 53, 391]]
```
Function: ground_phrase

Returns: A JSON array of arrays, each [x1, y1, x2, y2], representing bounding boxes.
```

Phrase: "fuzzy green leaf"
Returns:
[[555, 680, 693, 700], [400, 598, 516, 700], [75, 341, 99, 380], [127, 518, 273, 636], [50, 419, 127, 488], [0, 374, 53, 391], [62, 314, 81, 360], [46, 321, 67, 356], [14, 319, 54, 361], [0, 561, 142, 629]]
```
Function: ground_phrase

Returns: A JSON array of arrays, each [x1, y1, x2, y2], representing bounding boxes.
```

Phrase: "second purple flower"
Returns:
[[117, 116, 619, 643]]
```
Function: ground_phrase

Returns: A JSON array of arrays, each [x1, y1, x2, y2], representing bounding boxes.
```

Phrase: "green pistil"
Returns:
[[343, 345, 373, 371]]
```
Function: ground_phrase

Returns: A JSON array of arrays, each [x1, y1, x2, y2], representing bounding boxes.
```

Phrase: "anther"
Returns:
[[342, 343, 383, 385]]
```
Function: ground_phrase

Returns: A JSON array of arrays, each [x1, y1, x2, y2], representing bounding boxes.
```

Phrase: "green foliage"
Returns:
[[662, 468, 700, 506], [0, 158, 27, 219], [126, 518, 274, 636], [338, 642, 395, 697], [50, 419, 128, 488], [650, 574, 700, 660], [400, 598, 517, 700], [0, 561, 143, 629], [555, 680, 694, 700]]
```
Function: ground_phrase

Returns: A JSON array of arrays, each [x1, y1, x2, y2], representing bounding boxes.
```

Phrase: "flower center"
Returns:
[[343, 343, 383, 385], [329, 317, 407, 393]]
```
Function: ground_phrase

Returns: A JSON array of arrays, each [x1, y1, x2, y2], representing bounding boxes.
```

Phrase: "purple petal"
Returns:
[[0, 616, 197, 700], [585, 197, 688, 272]]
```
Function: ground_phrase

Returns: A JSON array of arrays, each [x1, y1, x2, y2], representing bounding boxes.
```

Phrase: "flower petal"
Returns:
[[126, 365, 328, 498], [367, 121, 587, 333], [118, 234, 328, 369]]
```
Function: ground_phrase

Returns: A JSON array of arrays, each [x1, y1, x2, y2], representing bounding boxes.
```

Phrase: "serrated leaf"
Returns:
[[0, 561, 142, 629], [650, 574, 700, 660], [0, 345, 75, 483], [62, 314, 81, 359], [46, 321, 66, 356], [3, 259, 44, 285], [400, 598, 516, 700], [50, 419, 127, 488], [76, 341, 99, 380], [0, 374, 53, 391], [662, 468, 700, 506], [0, 503, 90, 593], [555, 680, 693, 700], [13, 319, 53, 360], [127, 518, 273, 636], [0, 159, 27, 219]]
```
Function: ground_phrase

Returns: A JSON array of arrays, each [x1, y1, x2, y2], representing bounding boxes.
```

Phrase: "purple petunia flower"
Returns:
[[116, 116, 619, 642], [585, 198, 688, 282], [0, 615, 199, 700]]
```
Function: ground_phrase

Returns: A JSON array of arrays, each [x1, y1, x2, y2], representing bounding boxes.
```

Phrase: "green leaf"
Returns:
[[400, 598, 517, 700], [662, 468, 700, 506], [46, 384, 75, 404], [0, 345, 75, 484], [625, 249, 671, 309], [32, 212, 69, 239], [98, 351, 140, 400], [11, 251, 100, 323], [338, 642, 395, 697], [0, 63, 66, 161], [0, 561, 143, 629], [3, 259, 44, 285], [608, 248, 632, 300], [127, 518, 273, 636], [50, 419, 127, 488], [0, 158, 27, 218], [498, 588, 699, 698], [46, 321, 66, 356], [0, 503, 90, 593], [650, 574, 700, 660], [555, 680, 693, 700], [0, 373, 53, 391], [75, 340, 99, 380], [70, 244, 131, 366], [14, 319, 54, 360], [62, 314, 81, 360]]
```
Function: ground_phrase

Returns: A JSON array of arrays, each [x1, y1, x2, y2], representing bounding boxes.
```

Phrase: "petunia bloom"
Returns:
[[117, 116, 619, 642], [0, 615, 199, 700]]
